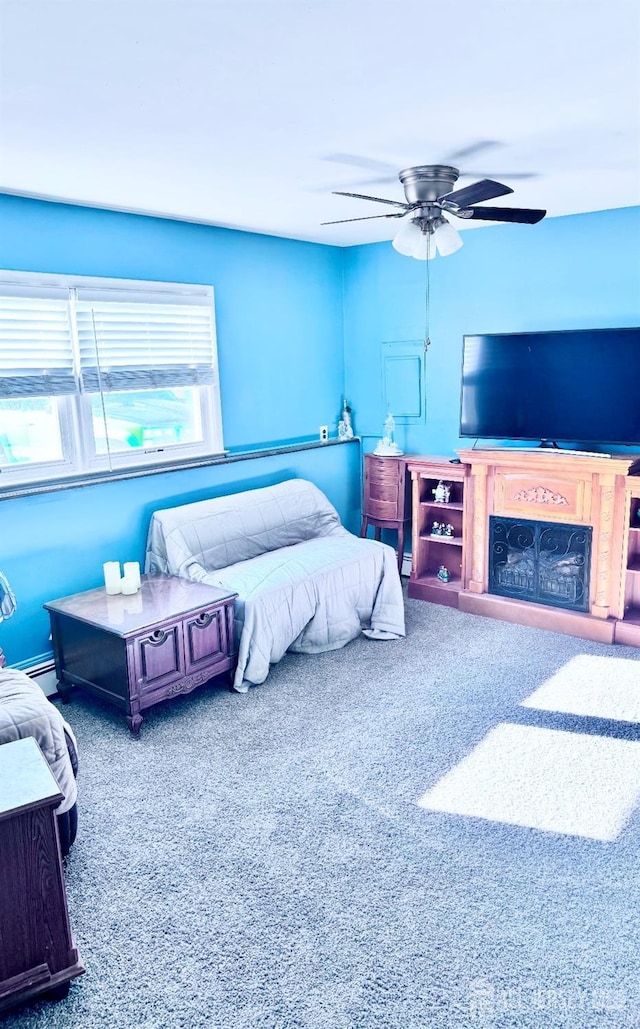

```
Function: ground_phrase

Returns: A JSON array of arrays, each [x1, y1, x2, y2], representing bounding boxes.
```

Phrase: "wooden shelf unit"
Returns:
[[407, 449, 640, 649], [407, 458, 470, 607]]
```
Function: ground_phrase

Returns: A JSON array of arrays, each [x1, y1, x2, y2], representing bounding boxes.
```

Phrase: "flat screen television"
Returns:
[[459, 327, 640, 447]]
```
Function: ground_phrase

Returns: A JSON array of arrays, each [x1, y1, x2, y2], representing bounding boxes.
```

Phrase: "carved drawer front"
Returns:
[[184, 605, 228, 673], [494, 472, 588, 523], [368, 498, 401, 521], [367, 457, 401, 485], [135, 623, 184, 693]]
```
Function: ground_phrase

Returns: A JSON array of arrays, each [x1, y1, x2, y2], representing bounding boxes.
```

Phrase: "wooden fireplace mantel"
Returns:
[[407, 449, 640, 646]]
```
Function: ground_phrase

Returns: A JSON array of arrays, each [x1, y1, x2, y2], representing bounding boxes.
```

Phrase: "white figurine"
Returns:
[[338, 398, 354, 440], [432, 481, 451, 503], [373, 411, 403, 456]]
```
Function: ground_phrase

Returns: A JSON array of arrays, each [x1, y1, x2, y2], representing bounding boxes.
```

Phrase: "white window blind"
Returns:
[[75, 289, 217, 393], [0, 270, 223, 486], [0, 285, 76, 399]]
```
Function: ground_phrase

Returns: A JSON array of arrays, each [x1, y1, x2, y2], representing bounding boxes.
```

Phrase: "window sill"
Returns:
[[0, 437, 359, 501]]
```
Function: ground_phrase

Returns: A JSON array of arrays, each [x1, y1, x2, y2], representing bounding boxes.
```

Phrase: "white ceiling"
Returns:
[[1, 0, 639, 246]]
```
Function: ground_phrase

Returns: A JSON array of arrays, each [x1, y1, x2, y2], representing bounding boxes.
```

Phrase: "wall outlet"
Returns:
[[319, 425, 329, 441]]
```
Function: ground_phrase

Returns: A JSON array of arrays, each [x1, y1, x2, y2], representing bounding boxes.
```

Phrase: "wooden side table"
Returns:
[[45, 575, 238, 735], [361, 453, 411, 574], [0, 737, 84, 1013]]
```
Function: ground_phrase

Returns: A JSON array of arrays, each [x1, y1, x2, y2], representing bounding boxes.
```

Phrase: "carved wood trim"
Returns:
[[165, 669, 210, 698], [470, 466, 488, 591], [593, 476, 615, 614], [512, 486, 569, 505]]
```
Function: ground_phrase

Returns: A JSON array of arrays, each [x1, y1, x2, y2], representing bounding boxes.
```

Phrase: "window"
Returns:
[[0, 272, 223, 486]]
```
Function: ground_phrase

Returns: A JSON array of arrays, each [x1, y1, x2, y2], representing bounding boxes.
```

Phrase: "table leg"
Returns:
[[127, 694, 143, 736], [57, 679, 73, 704], [397, 525, 405, 575], [127, 712, 143, 737]]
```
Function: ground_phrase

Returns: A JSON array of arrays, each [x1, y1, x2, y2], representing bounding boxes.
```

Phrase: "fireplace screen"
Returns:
[[489, 516, 592, 612]]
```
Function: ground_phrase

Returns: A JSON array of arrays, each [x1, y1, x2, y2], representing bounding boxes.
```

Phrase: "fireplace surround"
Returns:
[[458, 449, 640, 642], [408, 449, 640, 646]]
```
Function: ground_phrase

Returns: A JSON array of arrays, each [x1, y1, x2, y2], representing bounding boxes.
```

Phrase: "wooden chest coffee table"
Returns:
[[45, 575, 237, 735]]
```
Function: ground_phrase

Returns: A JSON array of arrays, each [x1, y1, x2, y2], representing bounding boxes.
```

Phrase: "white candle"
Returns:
[[103, 561, 122, 595], [123, 561, 141, 591], [121, 573, 138, 595]]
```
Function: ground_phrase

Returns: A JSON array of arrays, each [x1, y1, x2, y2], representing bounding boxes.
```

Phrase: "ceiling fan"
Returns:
[[322, 164, 546, 259]]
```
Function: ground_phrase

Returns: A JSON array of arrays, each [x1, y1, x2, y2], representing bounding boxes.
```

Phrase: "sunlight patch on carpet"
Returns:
[[417, 723, 640, 841], [522, 654, 640, 723]]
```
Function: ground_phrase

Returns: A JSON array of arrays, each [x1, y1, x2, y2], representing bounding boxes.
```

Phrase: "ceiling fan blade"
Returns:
[[332, 191, 410, 209], [445, 141, 501, 162], [463, 171, 538, 180], [461, 206, 547, 224], [322, 153, 399, 175], [309, 175, 399, 193], [321, 212, 406, 225], [438, 178, 514, 207]]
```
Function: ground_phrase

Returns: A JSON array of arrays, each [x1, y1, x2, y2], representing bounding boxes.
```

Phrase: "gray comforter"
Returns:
[[146, 478, 405, 691], [0, 667, 77, 813]]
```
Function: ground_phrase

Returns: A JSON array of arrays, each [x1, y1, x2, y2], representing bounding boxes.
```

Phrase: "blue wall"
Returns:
[[1, 196, 640, 667], [343, 206, 640, 456], [0, 443, 359, 667], [0, 195, 349, 666], [0, 195, 346, 450]]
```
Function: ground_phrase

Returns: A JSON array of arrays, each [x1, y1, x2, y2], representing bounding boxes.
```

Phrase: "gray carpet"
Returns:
[[6, 598, 640, 1029]]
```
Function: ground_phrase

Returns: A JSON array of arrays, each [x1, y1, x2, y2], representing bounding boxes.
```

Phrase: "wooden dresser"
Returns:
[[361, 453, 412, 573], [0, 737, 84, 1013]]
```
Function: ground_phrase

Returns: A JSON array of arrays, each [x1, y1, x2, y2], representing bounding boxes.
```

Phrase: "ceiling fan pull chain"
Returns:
[[424, 238, 432, 350]]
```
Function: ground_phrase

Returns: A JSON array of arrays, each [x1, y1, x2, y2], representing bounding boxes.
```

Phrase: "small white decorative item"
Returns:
[[338, 398, 354, 440], [121, 561, 140, 595], [0, 570, 17, 622], [103, 561, 122, 595], [123, 561, 141, 591], [373, 411, 403, 456], [432, 481, 451, 503]]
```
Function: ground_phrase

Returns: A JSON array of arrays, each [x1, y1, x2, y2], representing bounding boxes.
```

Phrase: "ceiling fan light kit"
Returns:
[[325, 163, 546, 259], [433, 218, 464, 256], [391, 214, 463, 260], [391, 216, 433, 259]]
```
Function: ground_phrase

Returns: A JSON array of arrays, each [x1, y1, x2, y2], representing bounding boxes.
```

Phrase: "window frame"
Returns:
[[0, 270, 224, 487]]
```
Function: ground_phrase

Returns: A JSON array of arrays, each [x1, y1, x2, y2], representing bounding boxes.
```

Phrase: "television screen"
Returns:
[[460, 328, 640, 446]]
